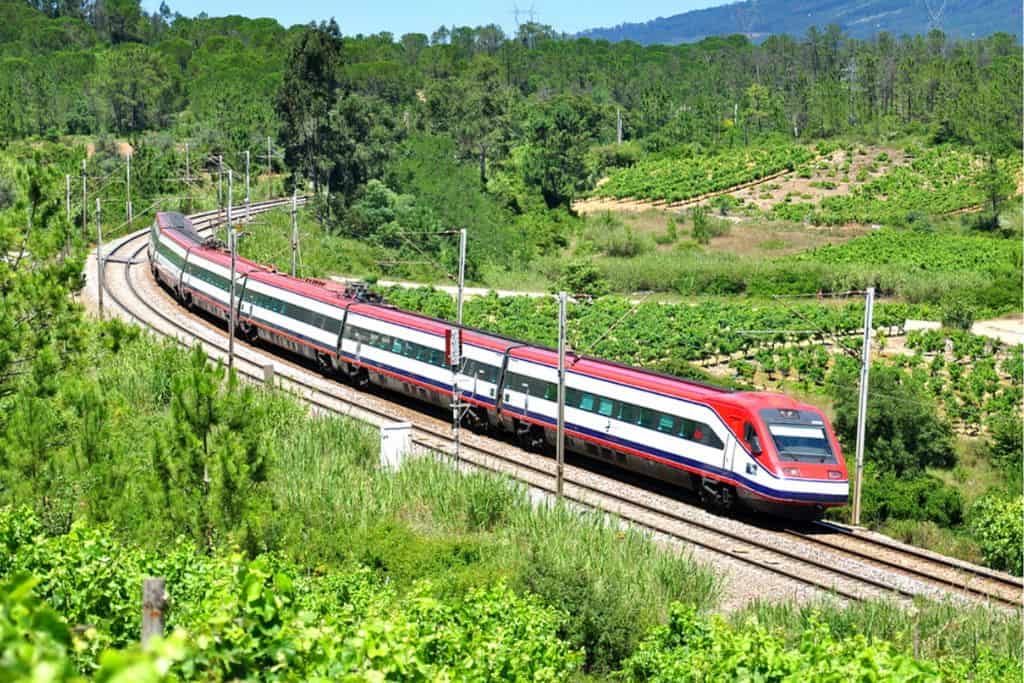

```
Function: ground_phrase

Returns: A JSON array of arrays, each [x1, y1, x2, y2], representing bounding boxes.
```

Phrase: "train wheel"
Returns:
[[515, 422, 545, 452], [350, 366, 370, 389], [699, 477, 735, 514], [239, 320, 258, 343], [316, 352, 332, 374]]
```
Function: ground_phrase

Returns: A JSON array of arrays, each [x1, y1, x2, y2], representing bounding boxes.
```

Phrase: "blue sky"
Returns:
[[144, 1, 721, 36]]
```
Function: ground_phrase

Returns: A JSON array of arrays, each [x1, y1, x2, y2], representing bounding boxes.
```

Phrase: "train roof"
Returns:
[[349, 299, 733, 400], [156, 213, 745, 406]]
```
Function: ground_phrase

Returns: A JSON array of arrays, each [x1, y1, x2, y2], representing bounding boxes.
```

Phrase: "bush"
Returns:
[[860, 470, 964, 527], [620, 604, 945, 682], [583, 212, 654, 257], [556, 260, 609, 297], [828, 362, 956, 476], [969, 496, 1023, 575], [987, 411, 1023, 473], [941, 298, 976, 330]]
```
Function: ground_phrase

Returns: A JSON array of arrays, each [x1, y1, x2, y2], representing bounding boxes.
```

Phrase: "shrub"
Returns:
[[969, 496, 1023, 575], [860, 470, 964, 527], [987, 411, 1023, 473], [556, 260, 609, 297], [584, 213, 654, 257], [941, 298, 976, 330], [828, 362, 955, 476], [619, 604, 944, 682], [691, 205, 710, 244]]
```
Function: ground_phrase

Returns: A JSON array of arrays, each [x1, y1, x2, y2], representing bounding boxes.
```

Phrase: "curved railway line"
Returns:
[[88, 199, 1023, 612]]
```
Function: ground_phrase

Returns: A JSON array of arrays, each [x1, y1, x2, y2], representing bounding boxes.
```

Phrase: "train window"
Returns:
[[618, 403, 641, 425], [544, 383, 558, 402], [566, 388, 581, 407], [579, 393, 595, 412], [656, 414, 676, 434], [597, 397, 615, 417]]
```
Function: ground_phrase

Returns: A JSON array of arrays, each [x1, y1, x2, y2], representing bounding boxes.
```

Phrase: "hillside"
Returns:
[[579, 0, 1022, 44]]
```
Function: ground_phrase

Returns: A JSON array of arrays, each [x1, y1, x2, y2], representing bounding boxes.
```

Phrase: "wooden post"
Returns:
[[141, 578, 167, 646]]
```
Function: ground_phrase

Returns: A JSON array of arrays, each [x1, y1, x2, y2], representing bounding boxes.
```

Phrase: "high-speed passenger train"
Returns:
[[149, 211, 849, 518]]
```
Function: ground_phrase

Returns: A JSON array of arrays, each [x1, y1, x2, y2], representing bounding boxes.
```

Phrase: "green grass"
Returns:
[[735, 598, 1022, 672]]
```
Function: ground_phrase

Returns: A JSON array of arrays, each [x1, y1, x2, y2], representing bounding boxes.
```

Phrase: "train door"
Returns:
[[179, 248, 192, 297], [236, 275, 252, 321], [722, 436, 738, 474]]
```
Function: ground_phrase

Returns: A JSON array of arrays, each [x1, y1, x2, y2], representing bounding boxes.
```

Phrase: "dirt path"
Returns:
[[972, 315, 1024, 346]]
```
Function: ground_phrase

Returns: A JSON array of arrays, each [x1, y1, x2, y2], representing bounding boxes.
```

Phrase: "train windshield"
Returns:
[[766, 424, 835, 464]]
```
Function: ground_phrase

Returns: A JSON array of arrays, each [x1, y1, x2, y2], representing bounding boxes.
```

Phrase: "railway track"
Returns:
[[89, 200, 1023, 612]]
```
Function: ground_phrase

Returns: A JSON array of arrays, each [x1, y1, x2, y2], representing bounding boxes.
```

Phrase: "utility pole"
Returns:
[[456, 228, 467, 324], [65, 174, 71, 222], [616, 108, 623, 145], [556, 291, 567, 499], [95, 198, 103, 319], [290, 189, 299, 277], [217, 154, 224, 228], [227, 170, 236, 373], [851, 286, 875, 527], [244, 149, 251, 223], [267, 136, 273, 176], [184, 142, 191, 183], [81, 159, 87, 238], [452, 228, 467, 464], [125, 151, 133, 226]]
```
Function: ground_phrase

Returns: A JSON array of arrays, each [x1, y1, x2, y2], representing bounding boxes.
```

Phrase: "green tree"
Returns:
[[522, 94, 604, 209], [827, 361, 955, 476], [150, 346, 269, 551], [275, 21, 344, 193]]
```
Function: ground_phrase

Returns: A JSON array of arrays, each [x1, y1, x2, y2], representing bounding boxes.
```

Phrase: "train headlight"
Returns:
[[828, 470, 843, 480], [782, 467, 800, 477]]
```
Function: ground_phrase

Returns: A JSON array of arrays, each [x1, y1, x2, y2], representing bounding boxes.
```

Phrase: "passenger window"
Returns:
[[640, 408, 658, 429], [597, 398, 614, 417], [544, 384, 558, 401], [618, 403, 641, 424], [391, 339, 403, 354], [657, 414, 676, 434], [579, 393, 595, 412], [566, 388, 581, 407]]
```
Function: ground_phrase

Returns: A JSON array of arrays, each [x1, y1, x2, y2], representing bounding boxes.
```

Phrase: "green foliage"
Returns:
[[0, 507, 584, 680], [860, 470, 964, 527], [941, 298, 976, 331], [149, 346, 270, 552], [987, 411, 1023, 473], [828, 362, 955, 476], [773, 147, 1019, 225], [969, 496, 1024, 576], [582, 213, 653, 257], [596, 145, 815, 203], [690, 205, 710, 244], [621, 604, 945, 682], [522, 94, 604, 209], [555, 261, 609, 297]]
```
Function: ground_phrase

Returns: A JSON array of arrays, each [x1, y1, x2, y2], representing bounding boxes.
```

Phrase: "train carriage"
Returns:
[[150, 211, 849, 519]]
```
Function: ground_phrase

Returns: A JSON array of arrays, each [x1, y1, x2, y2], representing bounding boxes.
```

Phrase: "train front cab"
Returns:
[[733, 404, 849, 519]]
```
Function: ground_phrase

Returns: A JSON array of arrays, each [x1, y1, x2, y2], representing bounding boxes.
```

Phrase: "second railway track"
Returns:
[[88, 200, 1024, 612]]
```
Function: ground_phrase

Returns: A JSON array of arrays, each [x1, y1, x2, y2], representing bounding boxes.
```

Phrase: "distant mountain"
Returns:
[[578, 0, 1021, 44]]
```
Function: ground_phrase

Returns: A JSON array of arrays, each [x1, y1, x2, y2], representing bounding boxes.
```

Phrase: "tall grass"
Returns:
[[735, 598, 1023, 667], [267, 411, 719, 670]]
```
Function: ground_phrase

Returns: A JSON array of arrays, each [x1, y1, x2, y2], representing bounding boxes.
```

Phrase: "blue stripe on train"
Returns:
[[194, 288, 845, 507]]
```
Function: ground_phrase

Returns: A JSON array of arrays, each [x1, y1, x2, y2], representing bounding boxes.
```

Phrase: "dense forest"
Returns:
[[3, 1, 1021, 159]]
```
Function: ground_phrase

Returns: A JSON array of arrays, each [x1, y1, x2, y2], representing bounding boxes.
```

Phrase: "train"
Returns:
[[149, 211, 849, 519]]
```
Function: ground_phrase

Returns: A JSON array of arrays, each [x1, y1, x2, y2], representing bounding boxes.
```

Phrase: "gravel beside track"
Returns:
[[81, 201, 1023, 614]]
